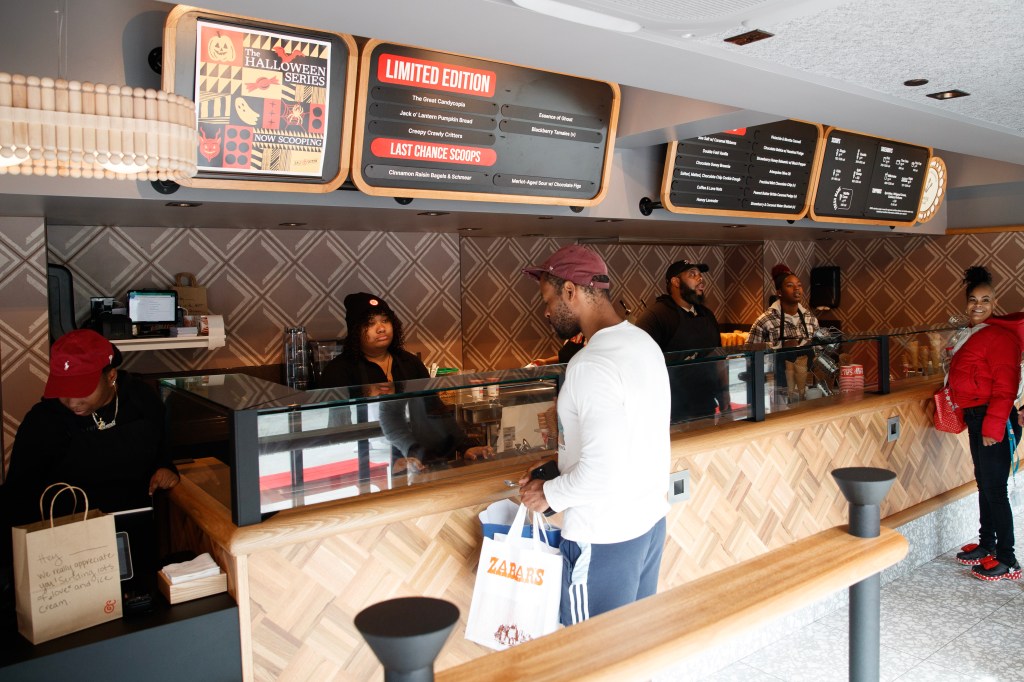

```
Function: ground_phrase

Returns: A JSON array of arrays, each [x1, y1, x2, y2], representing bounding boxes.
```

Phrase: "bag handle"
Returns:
[[39, 482, 89, 526], [506, 503, 550, 550], [174, 272, 198, 287]]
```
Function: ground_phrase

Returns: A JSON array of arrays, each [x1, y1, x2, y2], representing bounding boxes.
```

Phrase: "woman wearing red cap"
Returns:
[[2, 330, 179, 579]]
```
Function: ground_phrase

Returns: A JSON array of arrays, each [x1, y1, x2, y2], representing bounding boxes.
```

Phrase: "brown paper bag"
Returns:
[[172, 272, 209, 314], [12, 483, 123, 643]]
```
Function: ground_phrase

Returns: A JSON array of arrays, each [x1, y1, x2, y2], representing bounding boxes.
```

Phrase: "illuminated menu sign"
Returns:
[[661, 120, 822, 220], [353, 41, 619, 205], [810, 128, 930, 225]]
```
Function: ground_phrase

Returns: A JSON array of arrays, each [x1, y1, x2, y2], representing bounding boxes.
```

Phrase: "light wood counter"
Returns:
[[168, 379, 970, 681]]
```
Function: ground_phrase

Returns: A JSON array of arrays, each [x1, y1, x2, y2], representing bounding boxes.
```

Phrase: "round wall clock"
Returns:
[[917, 156, 947, 223]]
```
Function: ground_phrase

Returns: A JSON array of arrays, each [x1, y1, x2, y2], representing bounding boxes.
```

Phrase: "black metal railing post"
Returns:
[[355, 597, 459, 682], [831, 467, 897, 682], [747, 349, 765, 422], [877, 335, 891, 394]]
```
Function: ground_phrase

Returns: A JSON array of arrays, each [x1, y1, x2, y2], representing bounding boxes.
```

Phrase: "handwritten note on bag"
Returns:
[[13, 508, 123, 643], [32, 544, 119, 614]]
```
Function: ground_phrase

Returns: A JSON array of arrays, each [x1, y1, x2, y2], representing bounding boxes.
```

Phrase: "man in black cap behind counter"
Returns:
[[634, 259, 731, 422]]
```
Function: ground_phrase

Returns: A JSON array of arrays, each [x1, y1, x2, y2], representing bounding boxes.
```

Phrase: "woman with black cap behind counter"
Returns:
[[319, 292, 493, 473], [1, 329, 178, 594]]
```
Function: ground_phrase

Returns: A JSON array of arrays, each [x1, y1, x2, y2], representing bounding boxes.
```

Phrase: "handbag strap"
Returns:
[[39, 482, 89, 525]]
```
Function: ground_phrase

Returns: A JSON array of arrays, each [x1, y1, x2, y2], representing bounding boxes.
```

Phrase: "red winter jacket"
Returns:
[[948, 313, 1024, 441]]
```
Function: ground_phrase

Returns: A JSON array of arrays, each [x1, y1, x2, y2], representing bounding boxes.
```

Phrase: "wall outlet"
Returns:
[[887, 415, 900, 442], [669, 469, 691, 504]]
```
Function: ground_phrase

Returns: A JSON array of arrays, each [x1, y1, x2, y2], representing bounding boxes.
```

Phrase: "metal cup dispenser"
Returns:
[[284, 326, 310, 389]]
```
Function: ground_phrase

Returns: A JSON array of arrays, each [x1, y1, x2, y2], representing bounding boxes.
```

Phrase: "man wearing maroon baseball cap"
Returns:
[[519, 245, 671, 626], [2, 331, 180, 584]]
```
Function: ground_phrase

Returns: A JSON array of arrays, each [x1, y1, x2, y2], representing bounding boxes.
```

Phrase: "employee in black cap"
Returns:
[[634, 259, 731, 422], [319, 292, 492, 473]]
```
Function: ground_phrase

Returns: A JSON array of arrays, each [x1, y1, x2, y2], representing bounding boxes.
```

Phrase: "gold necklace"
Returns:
[[92, 396, 118, 430]]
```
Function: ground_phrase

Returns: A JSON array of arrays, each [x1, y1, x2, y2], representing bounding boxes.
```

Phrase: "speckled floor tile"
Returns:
[[926, 619, 1024, 679], [987, 590, 1024, 628], [738, 621, 918, 682], [699, 661, 783, 682], [892, 659, 978, 681], [883, 561, 1021, 617]]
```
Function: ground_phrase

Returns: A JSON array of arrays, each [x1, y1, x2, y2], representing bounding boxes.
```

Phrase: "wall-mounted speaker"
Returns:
[[810, 266, 841, 309]]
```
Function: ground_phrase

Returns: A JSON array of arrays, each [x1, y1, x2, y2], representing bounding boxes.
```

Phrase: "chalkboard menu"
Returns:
[[810, 127, 930, 225], [660, 120, 822, 220], [352, 41, 619, 205]]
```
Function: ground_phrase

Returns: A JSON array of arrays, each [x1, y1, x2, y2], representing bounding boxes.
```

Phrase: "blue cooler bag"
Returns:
[[479, 498, 560, 548]]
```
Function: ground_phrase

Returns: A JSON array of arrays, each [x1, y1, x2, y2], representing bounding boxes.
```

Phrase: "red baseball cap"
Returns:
[[43, 330, 121, 399], [522, 245, 610, 289]]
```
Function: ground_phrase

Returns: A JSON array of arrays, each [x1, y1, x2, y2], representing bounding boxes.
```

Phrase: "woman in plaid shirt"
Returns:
[[748, 267, 820, 345]]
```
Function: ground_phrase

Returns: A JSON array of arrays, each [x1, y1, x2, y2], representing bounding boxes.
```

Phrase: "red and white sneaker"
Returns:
[[956, 543, 994, 565], [971, 556, 1022, 581]]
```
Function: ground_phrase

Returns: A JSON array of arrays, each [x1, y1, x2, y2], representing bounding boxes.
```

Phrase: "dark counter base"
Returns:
[[1, 593, 240, 682]]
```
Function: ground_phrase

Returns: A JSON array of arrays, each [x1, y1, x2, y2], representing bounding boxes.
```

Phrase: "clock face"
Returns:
[[917, 157, 946, 223]]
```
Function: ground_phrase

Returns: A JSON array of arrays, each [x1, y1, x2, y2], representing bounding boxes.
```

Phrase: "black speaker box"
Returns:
[[809, 266, 841, 309]]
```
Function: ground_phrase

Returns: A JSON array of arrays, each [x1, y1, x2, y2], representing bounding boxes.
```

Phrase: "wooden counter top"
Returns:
[[171, 380, 941, 557]]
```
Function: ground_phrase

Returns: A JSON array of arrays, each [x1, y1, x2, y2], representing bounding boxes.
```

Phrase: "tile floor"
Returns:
[[693, 506, 1024, 681]]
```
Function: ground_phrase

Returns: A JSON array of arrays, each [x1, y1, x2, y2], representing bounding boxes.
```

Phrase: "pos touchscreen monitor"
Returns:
[[127, 290, 178, 324]]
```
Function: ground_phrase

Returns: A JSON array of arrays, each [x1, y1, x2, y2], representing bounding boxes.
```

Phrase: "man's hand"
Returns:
[[393, 457, 424, 474], [519, 478, 549, 514], [463, 445, 495, 461], [148, 467, 180, 495]]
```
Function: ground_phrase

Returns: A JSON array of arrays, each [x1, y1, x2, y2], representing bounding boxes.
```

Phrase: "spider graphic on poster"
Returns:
[[284, 103, 305, 128]]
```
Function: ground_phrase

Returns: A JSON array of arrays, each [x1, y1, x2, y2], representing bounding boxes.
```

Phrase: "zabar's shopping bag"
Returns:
[[479, 498, 561, 547], [12, 483, 122, 644], [466, 503, 562, 651], [171, 272, 209, 314]]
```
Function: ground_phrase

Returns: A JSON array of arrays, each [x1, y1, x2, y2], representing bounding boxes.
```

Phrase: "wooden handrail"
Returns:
[[437, 525, 907, 682]]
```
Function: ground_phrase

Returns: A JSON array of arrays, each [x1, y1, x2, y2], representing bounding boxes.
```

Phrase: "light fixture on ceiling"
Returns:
[[522, 233, 544, 237], [723, 29, 774, 46], [510, 0, 641, 33], [279, 222, 306, 227], [927, 89, 970, 100], [537, 216, 554, 220], [166, 201, 201, 208], [722, 224, 746, 229], [458, 227, 480, 232], [0, 74, 197, 180], [595, 218, 623, 223], [417, 211, 449, 217], [904, 78, 929, 87]]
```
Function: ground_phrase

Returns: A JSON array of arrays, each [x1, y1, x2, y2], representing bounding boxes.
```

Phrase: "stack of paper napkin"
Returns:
[[160, 553, 221, 584]]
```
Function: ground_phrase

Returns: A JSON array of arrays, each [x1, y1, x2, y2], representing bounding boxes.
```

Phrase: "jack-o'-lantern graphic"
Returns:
[[208, 31, 235, 62]]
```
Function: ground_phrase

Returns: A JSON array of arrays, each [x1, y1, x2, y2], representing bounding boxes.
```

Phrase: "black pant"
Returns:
[[964, 404, 1020, 566]]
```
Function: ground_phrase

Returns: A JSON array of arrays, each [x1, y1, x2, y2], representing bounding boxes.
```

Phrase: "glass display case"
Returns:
[[160, 369, 563, 526], [159, 326, 953, 526]]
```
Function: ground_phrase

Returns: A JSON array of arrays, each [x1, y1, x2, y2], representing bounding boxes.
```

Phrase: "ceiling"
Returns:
[[3, 0, 1024, 242]]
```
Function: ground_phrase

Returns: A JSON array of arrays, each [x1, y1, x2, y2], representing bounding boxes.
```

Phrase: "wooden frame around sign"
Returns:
[[658, 120, 824, 221], [351, 39, 620, 207], [163, 5, 357, 193], [807, 126, 932, 227]]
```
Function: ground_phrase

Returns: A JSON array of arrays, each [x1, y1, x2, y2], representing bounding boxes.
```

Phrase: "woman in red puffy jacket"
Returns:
[[949, 266, 1024, 580]]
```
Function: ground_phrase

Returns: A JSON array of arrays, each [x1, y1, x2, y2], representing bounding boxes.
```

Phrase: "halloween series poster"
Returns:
[[194, 20, 332, 177]]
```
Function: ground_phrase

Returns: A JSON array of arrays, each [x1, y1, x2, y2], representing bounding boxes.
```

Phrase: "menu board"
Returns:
[[163, 7, 357, 193], [352, 41, 619, 206], [810, 127, 930, 225], [660, 120, 822, 220]]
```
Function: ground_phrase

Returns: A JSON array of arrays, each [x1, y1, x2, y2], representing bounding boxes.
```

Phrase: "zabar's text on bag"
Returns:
[[487, 556, 545, 585]]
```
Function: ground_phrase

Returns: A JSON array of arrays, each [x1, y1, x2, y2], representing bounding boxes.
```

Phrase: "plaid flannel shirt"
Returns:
[[747, 302, 820, 346]]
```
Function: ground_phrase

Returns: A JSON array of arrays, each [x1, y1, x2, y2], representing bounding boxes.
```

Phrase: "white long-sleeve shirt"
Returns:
[[543, 320, 671, 543]]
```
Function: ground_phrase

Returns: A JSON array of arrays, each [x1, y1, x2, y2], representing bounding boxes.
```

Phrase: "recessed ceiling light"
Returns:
[[595, 218, 623, 223], [817, 237, 833, 241], [417, 211, 449, 217], [904, 78, 929, 87], [165, 201, 201, 208], [537, 216, 554, 220], [724, 29, 774, 46], [278, 222, 306, 227], [511, 0, 641, 33], [458, 227, 480, 232], [722, 224, 746, 229], [522, 233, 544, 237], [926, 89, 970, 100]]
